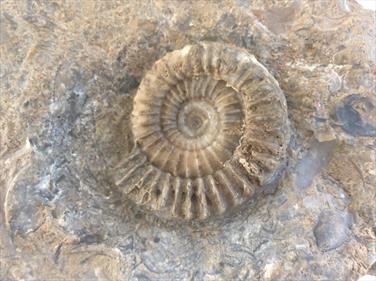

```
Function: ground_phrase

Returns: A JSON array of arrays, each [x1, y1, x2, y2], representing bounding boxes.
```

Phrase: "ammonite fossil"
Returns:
[[114, 42, 290, 220]]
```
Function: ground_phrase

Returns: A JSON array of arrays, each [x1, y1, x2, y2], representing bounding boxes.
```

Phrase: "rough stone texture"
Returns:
[[0, 0, 375, 280], [313, 210, 351, 252]]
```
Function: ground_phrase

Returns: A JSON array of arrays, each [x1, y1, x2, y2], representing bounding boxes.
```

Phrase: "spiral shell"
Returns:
[[115, 42, 290, 220]]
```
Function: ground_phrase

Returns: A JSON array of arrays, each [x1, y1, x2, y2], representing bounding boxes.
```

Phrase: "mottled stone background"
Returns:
[[0, 0, 375, 280]]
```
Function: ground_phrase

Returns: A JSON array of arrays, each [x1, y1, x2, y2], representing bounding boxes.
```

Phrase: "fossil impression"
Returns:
[[115, 42, 290, 220]]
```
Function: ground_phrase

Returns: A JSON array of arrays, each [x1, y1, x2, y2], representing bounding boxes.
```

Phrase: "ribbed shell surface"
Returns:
[[114, 42, 290, 220]]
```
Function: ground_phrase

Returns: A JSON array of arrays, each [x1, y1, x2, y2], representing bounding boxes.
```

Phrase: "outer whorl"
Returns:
[[115, 42, 290, 220]]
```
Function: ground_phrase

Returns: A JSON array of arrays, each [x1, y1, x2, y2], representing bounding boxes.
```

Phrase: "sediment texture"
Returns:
[[0, 0, 375, 280]]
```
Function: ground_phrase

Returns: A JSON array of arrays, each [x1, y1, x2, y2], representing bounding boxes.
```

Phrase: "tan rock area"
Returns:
[[0, 0, 375, 280]]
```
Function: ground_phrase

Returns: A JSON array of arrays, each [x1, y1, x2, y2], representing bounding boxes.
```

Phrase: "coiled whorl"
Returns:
[[115, 42, 290, 220]]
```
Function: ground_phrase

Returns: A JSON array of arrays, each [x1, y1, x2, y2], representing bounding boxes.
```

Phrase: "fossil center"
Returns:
[[177, 100, 214, 138]]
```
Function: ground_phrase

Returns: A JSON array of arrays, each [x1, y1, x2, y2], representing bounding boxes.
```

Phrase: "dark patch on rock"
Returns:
[[53, 243, 62, 264], [313, 210, 350, 252], [294, 140, 336, 190], [9, 202, 41, 236], [369, 261, 376, 275], [217, 13, 238, 30], [333, 94, 376, 137], [116, 73, 139, 94], [134, 274, 152, 281], [79, 233, 103, 244]]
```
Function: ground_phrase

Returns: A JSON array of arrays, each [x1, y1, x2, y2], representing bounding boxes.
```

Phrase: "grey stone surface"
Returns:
[[314, 210, 351, 252], [0, 0, 375, 280]]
